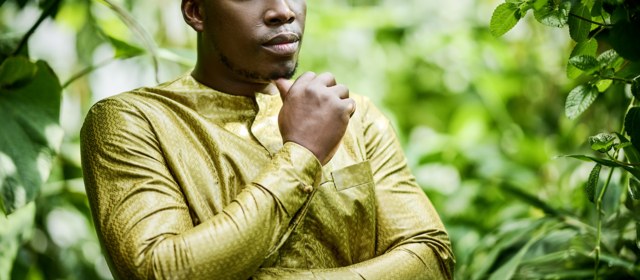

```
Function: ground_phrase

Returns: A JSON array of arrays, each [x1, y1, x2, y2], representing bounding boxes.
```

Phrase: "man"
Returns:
[[80, 0, 455, 279]]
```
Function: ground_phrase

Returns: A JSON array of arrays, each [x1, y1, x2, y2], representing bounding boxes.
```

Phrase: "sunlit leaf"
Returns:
[[568, 2, 592, 42], [595, 78, 612, 92], [597, 49, 623, 69], [533, 0, 549, 11], [589, 133, 615, 153], [586, 164, 601, 203], [0, 58, 63, 214], [108, 36, 145, 59], [565, 84, 599, 119], [567, 39, 598, 79], [490, 3, 522, 37], [533, 1, 571, 27]]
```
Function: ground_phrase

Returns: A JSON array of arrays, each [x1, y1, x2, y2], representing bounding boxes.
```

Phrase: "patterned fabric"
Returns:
[[80, 72, 455, 280]]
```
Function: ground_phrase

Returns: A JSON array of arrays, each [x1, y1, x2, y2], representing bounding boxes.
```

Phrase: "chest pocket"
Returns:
[[332, 160, 374, 191]]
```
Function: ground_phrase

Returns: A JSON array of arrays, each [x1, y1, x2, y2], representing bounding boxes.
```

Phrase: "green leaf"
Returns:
[[591, 1, 603, 17], [618, 62, 640, 79], [615, 132, 640, 167], [633, 78, 640, 99], [597, 49, 624, 69], [534, 1, 571, 27], [630, 177, 640, 200], [568, 2, 592, 42], [490, 3, 522, 37], [610, 5, 628, 24], [586, 164, 602, 203], [610, 19, 640, 62], [589, 133, 616, 153], [567, 39, 598, 79], [0, 56, 36, 89], [533, 0, 549, 10], [554, 154, 640, 181], [625, 107, 640, 152], [595, 78, 612, 92], [0, 59, 63, 214], [568, 54, 598, 71], [108, 36, 145, 59], [0, 202, 35, 280], [601, 68, 615, 79], [76, 17, 107, 65], [0, 34, 27, 64], [614, 142, 632, 152], [565, 84, 599, 119]]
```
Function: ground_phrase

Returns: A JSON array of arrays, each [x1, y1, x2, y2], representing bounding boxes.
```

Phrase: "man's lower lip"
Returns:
[[262, 41, 299, 56]]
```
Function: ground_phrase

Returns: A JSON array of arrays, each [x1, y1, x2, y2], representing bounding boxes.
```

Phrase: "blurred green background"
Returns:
[[0, 0, 637, 279]]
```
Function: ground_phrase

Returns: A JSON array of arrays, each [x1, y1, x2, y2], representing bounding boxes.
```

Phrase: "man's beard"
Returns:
[[217, 49, 298, 82]]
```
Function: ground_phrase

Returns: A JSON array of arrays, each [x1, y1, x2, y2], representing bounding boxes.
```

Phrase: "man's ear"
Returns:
[[182, 0, 204, 32]]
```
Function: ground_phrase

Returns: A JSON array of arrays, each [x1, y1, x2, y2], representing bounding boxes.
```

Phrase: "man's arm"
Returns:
[[252, 95, 455, 280], [81, 98, 323, 280]]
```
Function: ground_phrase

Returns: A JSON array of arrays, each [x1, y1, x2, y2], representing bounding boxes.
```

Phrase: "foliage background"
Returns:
[[0, 0, 636, 279]]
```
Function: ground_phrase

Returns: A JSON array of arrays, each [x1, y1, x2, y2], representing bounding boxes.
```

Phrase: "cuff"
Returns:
[[252, 142, 323, 216]]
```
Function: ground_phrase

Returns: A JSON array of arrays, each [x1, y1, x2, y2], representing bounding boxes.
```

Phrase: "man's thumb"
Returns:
[[274, 78, 293, 100]]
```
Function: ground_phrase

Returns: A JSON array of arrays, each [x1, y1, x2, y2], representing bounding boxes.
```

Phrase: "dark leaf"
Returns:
[[587, 164, 602, 203], [610, 19, 640, 62], [565, 84, 599, 119], [567, 39, 598, 79], [617, 62, 640, 79], [615, 132, 640, 167], [591, 1, 602, 17], [568, 2, 592, 42], [490, 3, 522, 37], [632, 78, 639, 99], [625, 108, 640, 152]]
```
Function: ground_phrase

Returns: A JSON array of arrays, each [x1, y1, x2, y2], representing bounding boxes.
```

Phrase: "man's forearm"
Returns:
[[251, 243, 451, 280]]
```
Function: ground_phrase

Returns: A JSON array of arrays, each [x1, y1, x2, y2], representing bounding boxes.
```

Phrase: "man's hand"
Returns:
[[274, 72, 355, 165]]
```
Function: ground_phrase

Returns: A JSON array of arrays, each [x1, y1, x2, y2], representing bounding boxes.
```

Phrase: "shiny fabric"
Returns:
[[80, 72, 455, 280]]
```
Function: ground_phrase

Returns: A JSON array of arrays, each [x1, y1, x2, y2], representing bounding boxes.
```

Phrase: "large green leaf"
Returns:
[[587, 164, 602, 203], [633, 78, 640, 99], [490, 3, 522, 37], [626, 108, 640, 152], [565, 84, 599, 119], [610, 19, 640, 62], [554, 154, 640, 181], [533, 1, 571, 27], [0, 202, 35, 280], [615, 132, 640, 168], [567, 39, 598, 79], [0, 57, 63, 215], [617, 62, 640, 79], [568, 2, 592, 42]]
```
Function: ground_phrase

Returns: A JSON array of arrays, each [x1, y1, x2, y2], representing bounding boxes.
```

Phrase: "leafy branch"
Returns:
[[568, 12, 613, 27], [13, 0, 63, 56]]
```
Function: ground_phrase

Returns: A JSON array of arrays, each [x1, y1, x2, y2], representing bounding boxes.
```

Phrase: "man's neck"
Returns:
[[191, 37, 277, 97]]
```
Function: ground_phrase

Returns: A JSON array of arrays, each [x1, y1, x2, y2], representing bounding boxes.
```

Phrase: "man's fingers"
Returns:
[[315, 72, 337, 87], [274, 78, 293, 100], [342, 98, 357, 118], [332, 84, 349, 99]]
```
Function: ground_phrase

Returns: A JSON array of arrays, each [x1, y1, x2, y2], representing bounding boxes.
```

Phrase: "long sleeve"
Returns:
[[252, 96, 455, 280], [80, 99, 323, 280]]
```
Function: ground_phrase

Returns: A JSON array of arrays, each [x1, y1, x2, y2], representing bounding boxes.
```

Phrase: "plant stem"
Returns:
[[570, 13, 614, 27], [595, 166, 615, 279], [604, 77, 634, 84], [13, 0, 63, 56], [617, 61, 631, 73]]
